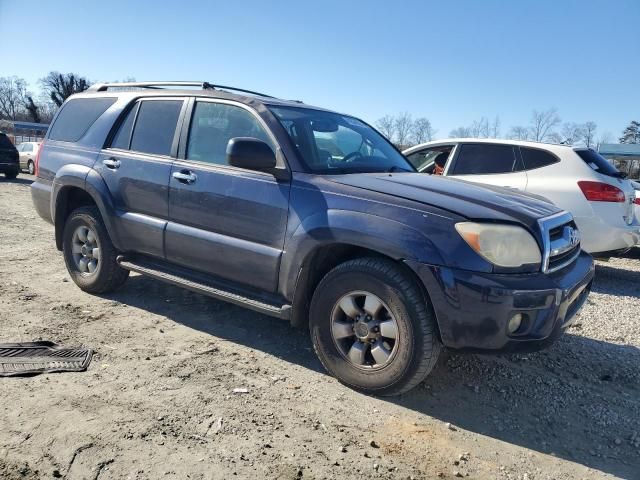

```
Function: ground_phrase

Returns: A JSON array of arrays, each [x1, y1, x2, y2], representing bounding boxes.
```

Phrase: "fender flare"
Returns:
[[52, 165, 121, 250], [280, 209, 446, 301]]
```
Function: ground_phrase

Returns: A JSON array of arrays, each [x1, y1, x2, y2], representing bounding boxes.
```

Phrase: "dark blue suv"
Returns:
[[31, 81, 594, 395]]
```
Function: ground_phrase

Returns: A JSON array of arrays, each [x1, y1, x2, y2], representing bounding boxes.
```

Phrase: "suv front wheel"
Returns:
[[310, 257, 441, 396], [62, 206, 129, 293]]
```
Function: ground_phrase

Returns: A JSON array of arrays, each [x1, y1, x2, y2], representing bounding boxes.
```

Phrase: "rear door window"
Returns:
[[49, 98, 116, 142], [520, 147, 559, 170], [575, 149, 624, 178], [129, 100, 183, 156], [450, 144, 521, 175]]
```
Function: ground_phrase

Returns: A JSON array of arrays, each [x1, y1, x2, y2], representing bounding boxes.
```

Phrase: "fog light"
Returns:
[[508, 313, 523, 334]]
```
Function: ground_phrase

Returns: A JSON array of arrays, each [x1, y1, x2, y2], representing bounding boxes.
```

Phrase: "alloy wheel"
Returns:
[[330, 290, 399, 370], [71, 225, 101, 275]]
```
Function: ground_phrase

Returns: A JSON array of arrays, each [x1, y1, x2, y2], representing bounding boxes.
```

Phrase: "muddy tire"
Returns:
[[62, 206, 129, 293], [309, 257, 440, 396]]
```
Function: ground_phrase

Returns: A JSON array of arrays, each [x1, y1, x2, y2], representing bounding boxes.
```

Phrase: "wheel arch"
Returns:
[[52, 167, 120, 250], [282, 207, 448, 338]]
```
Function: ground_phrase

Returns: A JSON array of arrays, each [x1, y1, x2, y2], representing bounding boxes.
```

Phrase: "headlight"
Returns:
[[455, 222, 541, 268]]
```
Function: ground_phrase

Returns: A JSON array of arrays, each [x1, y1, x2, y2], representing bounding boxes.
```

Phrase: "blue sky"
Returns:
[[1, 0, 638, 140]]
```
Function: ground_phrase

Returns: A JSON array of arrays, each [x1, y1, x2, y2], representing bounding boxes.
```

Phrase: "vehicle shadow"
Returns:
[[592, 261, 640, 299], [105, 270, 639, 479], [106, 274, 324, 374], [0, 177, 33, 186], [618, 246, 640, 260], [395, 335, 640, 479]]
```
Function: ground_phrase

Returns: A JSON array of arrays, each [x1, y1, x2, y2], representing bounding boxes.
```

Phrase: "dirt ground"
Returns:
[[1, 174, 639, 480]]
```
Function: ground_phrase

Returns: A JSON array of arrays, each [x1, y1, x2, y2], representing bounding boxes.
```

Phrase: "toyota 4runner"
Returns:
[[31, 81, 594, 395]]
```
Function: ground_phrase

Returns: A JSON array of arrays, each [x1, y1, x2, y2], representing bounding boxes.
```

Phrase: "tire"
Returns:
[[27, 161, 35, 175], [4, 170, 18, 179], [309, 257, 441, 396], [62, 206, 129, 293]]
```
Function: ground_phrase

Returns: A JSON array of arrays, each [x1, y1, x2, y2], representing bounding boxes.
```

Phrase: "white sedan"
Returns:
[[403, 138, 640, 257], [17, 141, 41, 174]]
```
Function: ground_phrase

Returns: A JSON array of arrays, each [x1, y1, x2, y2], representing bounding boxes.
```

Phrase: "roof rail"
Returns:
[[87, 81, 214, 92], [207, 84, 275, 98], [87, 81, 276, 99]]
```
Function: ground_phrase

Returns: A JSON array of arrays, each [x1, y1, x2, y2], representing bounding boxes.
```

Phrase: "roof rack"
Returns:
[[87, 81, 276, 99], [87, 81, 212, 91], [208, 84, 276, 99]]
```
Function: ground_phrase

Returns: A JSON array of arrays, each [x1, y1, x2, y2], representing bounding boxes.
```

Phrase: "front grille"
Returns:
[[548, 243, 580, 272], [538, 213, 581, 273]]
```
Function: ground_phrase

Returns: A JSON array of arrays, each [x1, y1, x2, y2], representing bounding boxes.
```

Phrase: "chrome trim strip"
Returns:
[[537, 211, 576, 273]]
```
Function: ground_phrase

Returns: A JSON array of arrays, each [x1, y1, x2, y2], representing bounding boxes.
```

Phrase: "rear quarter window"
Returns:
[[49, 97, 116, 142], [575, 149, 623, 178], [520, 147, 559, 170]]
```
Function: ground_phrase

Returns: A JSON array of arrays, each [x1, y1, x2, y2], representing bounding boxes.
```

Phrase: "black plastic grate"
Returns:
[[0, 341, 93, 376]]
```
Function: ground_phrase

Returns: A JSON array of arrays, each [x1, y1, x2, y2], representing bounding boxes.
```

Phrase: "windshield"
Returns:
[[269, 106, 414, 174], [576, 149, 625, 178]]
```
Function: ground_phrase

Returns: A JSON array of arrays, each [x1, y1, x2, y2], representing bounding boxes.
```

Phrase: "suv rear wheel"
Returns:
[[309, 257, 440, 396], [4, 169, 18, 179], [62, 206, 129, 293]]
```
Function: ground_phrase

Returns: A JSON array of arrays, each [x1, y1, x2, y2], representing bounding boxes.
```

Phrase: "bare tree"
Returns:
[[507, 126, 530, 140], [547, 132, 563, 144], [394, 112, 413, 148], [596, 131, 613, 147], [375, 115, 396, 141], [35, 92, 59, 124], [582, 121, 597, 148], [411, 117, 435, 144], [450, 126, 472, 138], [530, 108, 561, 141], [24, 96, 41, 123], [489, 116, 501, 138], [470, 117, 489, 138], [560, 122, 586, 145], [0, 76, 28, 120], [40, 72, 90, 107]]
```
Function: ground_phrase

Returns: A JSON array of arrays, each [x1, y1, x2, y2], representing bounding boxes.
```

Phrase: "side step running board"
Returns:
[[117, 255, 291, 320]]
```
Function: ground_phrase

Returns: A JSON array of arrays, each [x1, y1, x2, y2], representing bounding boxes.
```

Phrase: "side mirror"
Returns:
[[226, 137, 276, 171]]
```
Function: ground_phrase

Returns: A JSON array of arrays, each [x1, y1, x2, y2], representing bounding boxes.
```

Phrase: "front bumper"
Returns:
[[407, 252, 594, 352]]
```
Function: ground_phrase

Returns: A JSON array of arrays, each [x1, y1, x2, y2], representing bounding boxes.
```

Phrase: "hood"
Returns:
[[328, 173, 561, 232]]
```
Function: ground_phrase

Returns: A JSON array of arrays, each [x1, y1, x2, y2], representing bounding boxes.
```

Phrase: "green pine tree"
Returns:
[[619, 120, 640, 143]]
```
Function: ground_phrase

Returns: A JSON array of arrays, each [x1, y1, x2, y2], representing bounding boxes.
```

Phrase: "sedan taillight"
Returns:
[[577, 181, 625, 203]]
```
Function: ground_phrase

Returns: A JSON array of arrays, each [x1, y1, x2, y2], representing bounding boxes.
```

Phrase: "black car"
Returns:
[[0, 132, 19, 179], [31, 81, 594, 395]]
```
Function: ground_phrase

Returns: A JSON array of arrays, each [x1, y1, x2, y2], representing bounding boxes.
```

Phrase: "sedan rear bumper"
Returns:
[[407, 252, 594, 352]]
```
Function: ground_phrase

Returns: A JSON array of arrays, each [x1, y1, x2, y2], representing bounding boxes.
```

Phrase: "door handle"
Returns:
[[172, 170, 197, 184], [103, 158, 121, 169]]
